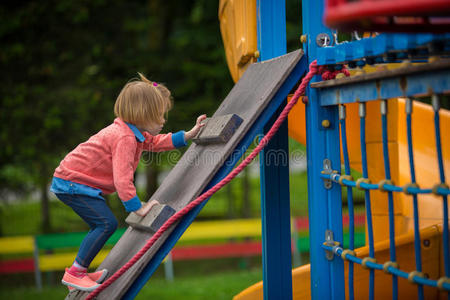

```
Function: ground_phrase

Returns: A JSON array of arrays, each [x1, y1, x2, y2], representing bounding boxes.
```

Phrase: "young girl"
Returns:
[[50, 73, 206, 291]]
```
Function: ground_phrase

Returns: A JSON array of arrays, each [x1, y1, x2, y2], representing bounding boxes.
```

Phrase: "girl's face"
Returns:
[[139, 115, 166, 136]]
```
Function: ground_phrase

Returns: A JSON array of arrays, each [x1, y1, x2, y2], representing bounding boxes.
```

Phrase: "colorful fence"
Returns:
[[1, 216, 365, 289]]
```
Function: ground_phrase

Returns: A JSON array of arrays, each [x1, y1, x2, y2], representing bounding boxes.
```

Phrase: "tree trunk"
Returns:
[[241, 167, 251, 218], [145, 161, 160, 201], [227, 183, 235, 219], [41, 180, 51, 233]]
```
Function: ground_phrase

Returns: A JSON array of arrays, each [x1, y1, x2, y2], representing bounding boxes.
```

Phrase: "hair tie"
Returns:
[[152, 82, 158, 87]]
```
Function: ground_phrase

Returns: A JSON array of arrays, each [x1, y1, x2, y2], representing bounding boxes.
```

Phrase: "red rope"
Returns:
[[85, 60, 318, 300], [318, 65, 350, 80]]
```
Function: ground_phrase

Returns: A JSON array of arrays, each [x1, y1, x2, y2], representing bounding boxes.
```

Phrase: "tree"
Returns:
[[0, 0, 233, 232]]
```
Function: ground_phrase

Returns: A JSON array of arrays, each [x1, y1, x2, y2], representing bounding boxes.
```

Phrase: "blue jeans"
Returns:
[[55, 193, 118, 268]]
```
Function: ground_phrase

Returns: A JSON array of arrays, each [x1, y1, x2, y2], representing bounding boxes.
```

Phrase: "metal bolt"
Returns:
[[359, 102, 366, 118], [300, 34, 307, 44], [322, 120, 331, 128], [316, 33, 332, 47], [380, 99, 388, 115], [423, 239, 430, 247], [339, 105, 346, 120], [432, 94, 440, 112], [405, 98, 412, 114]]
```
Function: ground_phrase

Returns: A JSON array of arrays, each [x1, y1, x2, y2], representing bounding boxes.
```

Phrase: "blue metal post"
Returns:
[[256, 0, 287, 59], [302, 0, 345, 299], [259, 107, 293, 300], [257, 0, 293, 299]]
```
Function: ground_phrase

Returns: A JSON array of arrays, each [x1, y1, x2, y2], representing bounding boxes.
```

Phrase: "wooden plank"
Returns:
[[69, 49, 303, 300]]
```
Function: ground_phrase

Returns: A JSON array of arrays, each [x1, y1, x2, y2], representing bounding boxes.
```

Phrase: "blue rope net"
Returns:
[[339, 105, 355, 300], [320, 97, 450, 298], [359, 102, 376, 300], [380, 100, 398, 299], [432, 95, 450, 281], [406, 98, 425, 299]]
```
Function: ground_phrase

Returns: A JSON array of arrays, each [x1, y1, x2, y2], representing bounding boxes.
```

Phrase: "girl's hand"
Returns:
[[134, 199, 159, 217], [185, 114, 207, 140]]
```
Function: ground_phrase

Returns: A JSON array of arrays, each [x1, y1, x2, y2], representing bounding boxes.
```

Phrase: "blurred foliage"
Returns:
[[0, 0, 303, 232], [0, 0, 232, 177], [1, 168, 309, 235], [0, 0, 233, 231]]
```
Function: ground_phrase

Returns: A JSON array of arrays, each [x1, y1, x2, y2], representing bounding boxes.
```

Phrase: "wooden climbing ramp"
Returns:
[[67, 49, 306, 300]]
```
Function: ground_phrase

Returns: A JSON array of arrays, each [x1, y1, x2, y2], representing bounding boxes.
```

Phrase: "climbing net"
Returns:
[[320, 96, 450, 299]]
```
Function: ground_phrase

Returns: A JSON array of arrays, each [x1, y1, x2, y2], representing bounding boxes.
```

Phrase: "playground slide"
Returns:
[[235, 95, 449, 300], [67, 49, 307, 300], [234, 225, 446, 300]]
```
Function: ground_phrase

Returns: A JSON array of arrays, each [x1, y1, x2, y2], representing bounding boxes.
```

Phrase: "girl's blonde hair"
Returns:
[[114, 73, 173, 127]]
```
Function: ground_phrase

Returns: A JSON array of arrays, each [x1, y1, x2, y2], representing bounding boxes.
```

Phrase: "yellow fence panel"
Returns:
[[39, 249, 111, 272], [0, 236, 34, 254]]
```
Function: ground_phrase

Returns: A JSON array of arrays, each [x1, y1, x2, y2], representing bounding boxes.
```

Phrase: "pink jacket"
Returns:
[[54, 118, 186, 209]]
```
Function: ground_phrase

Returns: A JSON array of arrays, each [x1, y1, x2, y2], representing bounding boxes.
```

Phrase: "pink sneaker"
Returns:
[[88, 269, 108, 283], [62, 268, 100, 292], [67, 269, 108, 291]]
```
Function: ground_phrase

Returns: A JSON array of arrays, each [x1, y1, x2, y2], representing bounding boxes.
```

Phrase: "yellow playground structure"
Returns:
[[219, 0, 449, 299]]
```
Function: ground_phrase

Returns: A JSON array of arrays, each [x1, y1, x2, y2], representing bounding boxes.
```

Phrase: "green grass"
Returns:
[[0, 286, 68, 300], [137, 268, 262, 300], [0, 200, 87, 235], [0, 266, 263, 300]]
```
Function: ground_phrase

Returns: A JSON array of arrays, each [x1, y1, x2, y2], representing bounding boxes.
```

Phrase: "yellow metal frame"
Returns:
[[219, 0, 258, 83]]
